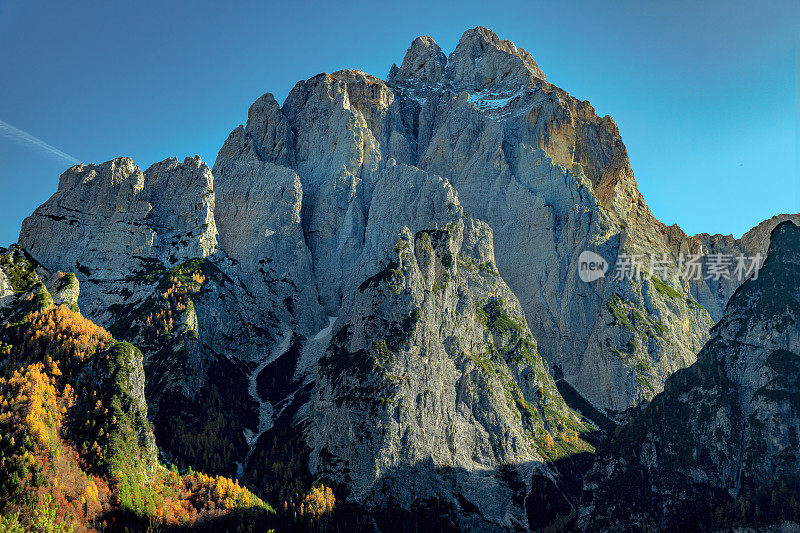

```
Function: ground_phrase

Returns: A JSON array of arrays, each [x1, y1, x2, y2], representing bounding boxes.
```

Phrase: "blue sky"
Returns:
[[1, 0, 797, 247]]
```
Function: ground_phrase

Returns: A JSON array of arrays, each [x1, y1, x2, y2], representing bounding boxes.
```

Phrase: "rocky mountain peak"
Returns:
[[387, 35, 447, 86], [721, 220, 800, 339], [243, 92, 294, 166], [18, 154, 218, 326], [11, 25, 800, 531], [55, 156, 144, 205], [447, 26, 545, 91]]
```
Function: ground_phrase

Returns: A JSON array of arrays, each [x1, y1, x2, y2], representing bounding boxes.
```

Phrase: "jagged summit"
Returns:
[[387, 35, 446, 86], [388, 26, 545, 92], [448, 26, 545, 89]]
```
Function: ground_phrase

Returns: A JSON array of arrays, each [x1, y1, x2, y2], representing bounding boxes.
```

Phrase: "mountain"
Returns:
[[5, 26, 799, 530], [584, 220, 800, 531]]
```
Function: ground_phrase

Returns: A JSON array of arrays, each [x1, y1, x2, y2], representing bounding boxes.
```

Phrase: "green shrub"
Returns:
[[650, 276, 681, 299]]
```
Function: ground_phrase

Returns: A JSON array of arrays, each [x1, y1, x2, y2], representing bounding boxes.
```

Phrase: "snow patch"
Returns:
[[313, 316, 337, 340], [467, 88, 529, 120]]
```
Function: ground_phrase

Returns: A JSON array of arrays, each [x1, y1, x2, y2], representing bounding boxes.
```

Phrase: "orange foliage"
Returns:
[[299, 484, 335, 518], [23, 305, 112, 364], [131, 468, 269, 527], [13, 362, 62, 449], [0, 359, 113, 532], [561, 429, 586, 449]]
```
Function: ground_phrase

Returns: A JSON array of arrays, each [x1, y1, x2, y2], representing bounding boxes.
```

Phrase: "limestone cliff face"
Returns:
[[212, 154, 323, 337], [383, 28, 799, 412], [584, 221, 800, 530], [217, 26, 693, 412], [385, 27, 711, 411], [18, 156, 218, 326]]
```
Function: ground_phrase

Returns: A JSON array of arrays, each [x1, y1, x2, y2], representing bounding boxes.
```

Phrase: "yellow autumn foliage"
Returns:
[[23, 306, 112, 364], [299, 484, 335, 518], [0, 362, 62, 449]]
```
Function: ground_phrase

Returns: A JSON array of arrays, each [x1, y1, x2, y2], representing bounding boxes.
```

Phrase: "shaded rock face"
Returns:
[[92, 340, 159, 469], [585, 221, 800, 531], [689, 213, 800, 320], [13, 24, 800, 529]]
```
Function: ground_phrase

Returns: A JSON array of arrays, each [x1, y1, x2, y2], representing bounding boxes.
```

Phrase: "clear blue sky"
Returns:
[[1, 0, 797, 247]]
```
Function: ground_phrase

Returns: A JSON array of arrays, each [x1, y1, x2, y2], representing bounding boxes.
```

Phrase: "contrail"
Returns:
[[0, 119, 81, 165]]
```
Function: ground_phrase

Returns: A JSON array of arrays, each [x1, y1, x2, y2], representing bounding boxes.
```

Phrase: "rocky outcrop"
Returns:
[[387, 35, 447, 87], [306, 167, 592, 529], [447, 26, 546, 90], [0, 264, 12, 300], [92, 340, 159, 471], [48, 271, 79, 309], [688, 213, 800, 320], [584, 220, 800, 530], [18, 156, 217, 325], [0, 250, 17, 305], [0, 245, 54, 323]]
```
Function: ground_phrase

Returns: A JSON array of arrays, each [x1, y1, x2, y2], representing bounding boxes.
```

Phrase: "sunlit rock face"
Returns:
[[306, 166, 594, 529], [384, 27, 798, 413], [18, 156, 218, 324]]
